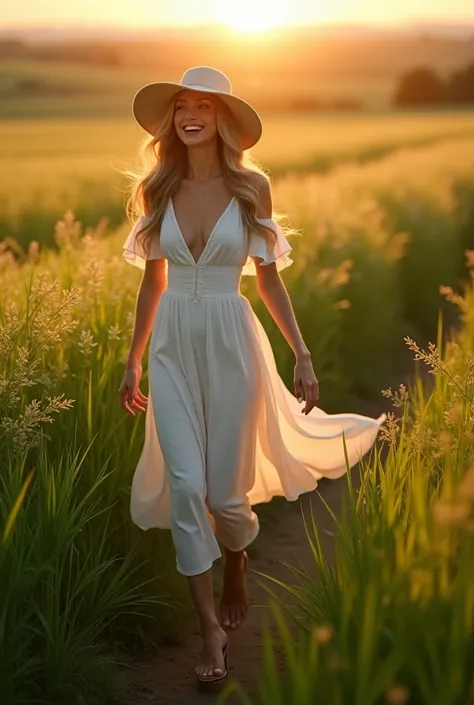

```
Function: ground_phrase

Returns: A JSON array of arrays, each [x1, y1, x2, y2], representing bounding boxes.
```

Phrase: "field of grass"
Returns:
[[1, 120, 474, 702], [223, 278, 474, 705], [0, 56, 404, 118], [2, 110, 474, 251]]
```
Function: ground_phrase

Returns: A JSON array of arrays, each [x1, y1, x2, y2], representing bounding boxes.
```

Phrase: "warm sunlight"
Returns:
[[216, 0, 288, 32]]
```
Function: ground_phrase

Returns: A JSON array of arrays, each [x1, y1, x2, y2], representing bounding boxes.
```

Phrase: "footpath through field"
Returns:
[[114, 395, 386, 705]]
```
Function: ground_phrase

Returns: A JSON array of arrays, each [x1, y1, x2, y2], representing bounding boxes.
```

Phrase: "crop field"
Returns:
[[2, 109, 474, 251], [1, 112, 474, 702]]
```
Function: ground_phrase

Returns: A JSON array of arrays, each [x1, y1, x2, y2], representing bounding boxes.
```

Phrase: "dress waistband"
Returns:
[[167, 264, 241, 298]]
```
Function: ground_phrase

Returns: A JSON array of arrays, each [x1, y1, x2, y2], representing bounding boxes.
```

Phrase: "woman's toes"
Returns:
[[233, 606, 240, 627], [220, 607, 230, 628]]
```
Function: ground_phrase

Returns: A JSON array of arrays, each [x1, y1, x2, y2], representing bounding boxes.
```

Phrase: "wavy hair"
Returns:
[[121, 93, 296, 257]]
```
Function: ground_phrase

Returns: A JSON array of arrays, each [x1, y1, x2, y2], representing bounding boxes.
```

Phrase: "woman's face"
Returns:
[[173, 90, 218, 147]]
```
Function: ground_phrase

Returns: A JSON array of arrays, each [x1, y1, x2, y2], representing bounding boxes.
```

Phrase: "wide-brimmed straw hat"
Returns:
[[132, 66, 262, 150]]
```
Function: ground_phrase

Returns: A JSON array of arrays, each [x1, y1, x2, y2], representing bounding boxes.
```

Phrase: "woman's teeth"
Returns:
[[183, 125, 204, 133]]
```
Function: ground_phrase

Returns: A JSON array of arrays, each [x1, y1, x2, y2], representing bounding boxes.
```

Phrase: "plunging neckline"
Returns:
[[170, 196, 236, 266]]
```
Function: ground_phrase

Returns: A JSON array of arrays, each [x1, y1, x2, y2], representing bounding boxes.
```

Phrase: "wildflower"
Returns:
[[439, 285, 466, 310], [385, 683, 410, 704], [125, 311, 135, 331], [316, 268, 332, 285], [330, 259, 353, 288], [439, 284, 454, 297], [1, 395, 74, 456], [83, 259, 105, 295], [28, 240, 40, 263], [382, 384, 409, 408], [54, 210, 82, 249], [108, 324, 122, 341], [311, 625, 334, 646], [333, 299, 351, 310], [78, 329, 98, 356], [405, 337, 441, 371], [378, 412, 399, 444], [405, 337, 466, 397]]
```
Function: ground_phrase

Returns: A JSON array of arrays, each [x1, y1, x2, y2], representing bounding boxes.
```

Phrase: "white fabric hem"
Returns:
[[221, 530, 260, 553], [122, 215, 163, 269], [176, 551, 222, 577], [242, 218, 294, 276]]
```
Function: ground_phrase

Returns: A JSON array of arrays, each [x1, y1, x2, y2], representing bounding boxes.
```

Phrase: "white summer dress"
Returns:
[[123, 196, 386, 572]]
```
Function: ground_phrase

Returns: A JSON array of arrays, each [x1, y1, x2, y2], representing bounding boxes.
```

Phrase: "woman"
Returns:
[[119, 66, 385, 683]]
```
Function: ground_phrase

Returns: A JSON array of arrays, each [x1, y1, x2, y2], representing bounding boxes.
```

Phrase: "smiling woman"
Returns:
[[216, 0, 288, 32]]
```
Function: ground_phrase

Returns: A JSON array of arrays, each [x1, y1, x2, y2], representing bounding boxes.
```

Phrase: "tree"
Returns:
[[447, 63, 474, 104], [392, 67, 446, 107]]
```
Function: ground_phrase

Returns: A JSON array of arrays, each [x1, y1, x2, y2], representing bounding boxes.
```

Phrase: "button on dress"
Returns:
[[123, 197, 386, 575]]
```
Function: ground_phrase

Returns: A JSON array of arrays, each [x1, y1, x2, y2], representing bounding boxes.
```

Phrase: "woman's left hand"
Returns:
[[294, 354, 320, 415]]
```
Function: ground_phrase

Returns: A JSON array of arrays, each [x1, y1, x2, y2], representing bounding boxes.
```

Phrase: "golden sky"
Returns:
[[3, 0, 473, 30]]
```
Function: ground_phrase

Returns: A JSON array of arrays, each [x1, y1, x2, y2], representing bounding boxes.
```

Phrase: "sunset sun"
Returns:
[[217, 0, 288, 32]]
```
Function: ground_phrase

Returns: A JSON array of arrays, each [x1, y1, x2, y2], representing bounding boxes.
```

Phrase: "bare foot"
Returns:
[[195, 625, 228, 681], [219, 550, 249, 630]]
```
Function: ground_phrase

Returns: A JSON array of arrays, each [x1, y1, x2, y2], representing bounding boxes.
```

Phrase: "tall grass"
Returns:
[[249, 137, 474, 402], [221, 261, 474, 705], [0, 226, 186, 704], [2, 111, 474, 250], [2, 133, 474, 701], [0, 447, 166, 705]]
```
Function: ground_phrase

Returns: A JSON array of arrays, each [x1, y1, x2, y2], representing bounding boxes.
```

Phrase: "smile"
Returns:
[[183, 125, 204, 134]]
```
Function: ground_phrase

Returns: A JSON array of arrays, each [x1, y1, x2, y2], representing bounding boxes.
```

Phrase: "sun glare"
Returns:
[[217, 0, 288, 32]]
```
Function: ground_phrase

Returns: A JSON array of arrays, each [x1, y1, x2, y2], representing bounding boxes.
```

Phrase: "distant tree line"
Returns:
[[0, 39, 120, 67], [393, 62, 474, 106]]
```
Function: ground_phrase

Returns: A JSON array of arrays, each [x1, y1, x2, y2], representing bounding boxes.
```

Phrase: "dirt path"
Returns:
[[113, 463, 364, 705], [109, 326, 436, 704]]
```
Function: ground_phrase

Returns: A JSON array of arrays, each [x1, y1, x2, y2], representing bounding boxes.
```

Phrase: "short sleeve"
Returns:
[[242, 218, 293, 276], [122, 216, 163, 270]]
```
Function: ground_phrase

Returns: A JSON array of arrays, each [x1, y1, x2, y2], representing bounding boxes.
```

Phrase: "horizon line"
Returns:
[[2, 17, 474, 32]]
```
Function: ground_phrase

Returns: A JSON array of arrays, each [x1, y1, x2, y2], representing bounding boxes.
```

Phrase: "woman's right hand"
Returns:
[[119, 363, 148, 416]]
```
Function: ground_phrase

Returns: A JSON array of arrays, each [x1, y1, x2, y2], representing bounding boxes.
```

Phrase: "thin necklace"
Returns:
[[187, 175, 222, 202]]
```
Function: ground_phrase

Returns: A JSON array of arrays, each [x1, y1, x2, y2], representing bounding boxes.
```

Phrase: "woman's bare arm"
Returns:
[[253, 176, 319, 415], [120, 258, 167, 416]]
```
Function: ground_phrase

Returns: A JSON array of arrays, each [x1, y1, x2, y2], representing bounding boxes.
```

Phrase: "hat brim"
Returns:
[[132, 82, 262, 151]]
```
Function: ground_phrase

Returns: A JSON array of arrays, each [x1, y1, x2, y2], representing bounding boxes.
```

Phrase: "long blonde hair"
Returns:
[[122, 94, 293, 255]]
